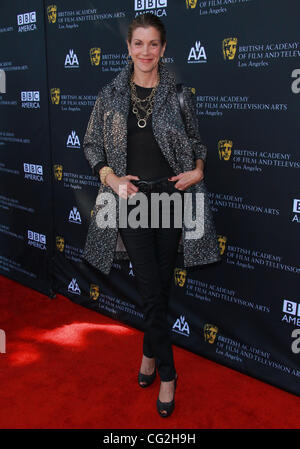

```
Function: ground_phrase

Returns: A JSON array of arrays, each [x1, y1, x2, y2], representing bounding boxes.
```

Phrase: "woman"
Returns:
[[83, 13, 221, 418]]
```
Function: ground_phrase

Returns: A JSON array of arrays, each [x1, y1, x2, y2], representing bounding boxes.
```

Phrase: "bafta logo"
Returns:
[[174, 268, 187, 287], [90, 47, 101, 66], [53, 164, 63, 181], [222, 37, 238, 60], [50, 88, 60, 104], [90, 284, 100, 301], [218, 140, 233, 161], [47, 5, 57, 24], [186, 0, 198, 8], [218, 235, 227, 255], [56, 236, 65, 252], [204, 324, 218, 344], [190, 87, 196, 95]]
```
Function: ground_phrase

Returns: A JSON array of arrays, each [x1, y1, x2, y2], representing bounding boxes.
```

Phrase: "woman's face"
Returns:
[[127, 26, 166, 76]]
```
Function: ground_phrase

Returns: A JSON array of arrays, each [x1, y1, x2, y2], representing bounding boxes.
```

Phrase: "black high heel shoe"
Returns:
[[156, 373, 178, 418], [138, 369, 156, 388]]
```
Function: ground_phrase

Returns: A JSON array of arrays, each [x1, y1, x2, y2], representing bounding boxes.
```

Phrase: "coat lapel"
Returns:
[[151, 66, 179, 173], [152, 64, 173, 116]]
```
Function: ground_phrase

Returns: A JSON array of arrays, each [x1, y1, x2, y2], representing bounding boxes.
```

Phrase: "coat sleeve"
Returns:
[[83, 90, 108, 175], [93, 161, 107, 177], [182, 86, 207, 163]]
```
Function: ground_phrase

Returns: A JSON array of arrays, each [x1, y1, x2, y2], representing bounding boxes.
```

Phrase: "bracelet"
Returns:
[[100, 166, 114, 186]]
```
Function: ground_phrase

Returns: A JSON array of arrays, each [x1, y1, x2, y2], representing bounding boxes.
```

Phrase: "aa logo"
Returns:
[[188, 41, 207, 63], [69, 207, 81, 224], [128, 261, 134, 276], [204, 324, 218, 344], [217, 235, 227, 255], [90, 48, 101, 66], [172, 315, 190, 337], [174, 268, 187, 287], [50, 88, 60, 104], [56, 236, 65, 252], [68, 278, 81, 295], [186, 0, 198, 8], [66, 131, 80, 149], [222, 37, 238, 61], [218, 140, 233, 161], [65, 49, 79, 68], [47, 5, 57, 23], [0, 329, 6, 353], [90, 284, 100, 301], [291, 69, 300, 94], [53, 164, 63, 181]]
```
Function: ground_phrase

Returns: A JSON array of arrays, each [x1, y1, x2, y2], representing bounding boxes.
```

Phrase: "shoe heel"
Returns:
[[156, 373, 178, 418]]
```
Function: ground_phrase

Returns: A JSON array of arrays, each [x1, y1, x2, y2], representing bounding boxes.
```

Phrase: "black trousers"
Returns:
[[119, 179, 183, 381]]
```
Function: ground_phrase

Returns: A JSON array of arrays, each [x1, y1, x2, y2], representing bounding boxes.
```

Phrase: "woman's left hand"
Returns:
[[168, 166, 204, 191]]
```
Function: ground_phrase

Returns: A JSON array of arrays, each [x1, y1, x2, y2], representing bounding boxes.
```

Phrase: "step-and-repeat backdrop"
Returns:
[[0, 1, 54, 296], [0, 0, 299, 396]]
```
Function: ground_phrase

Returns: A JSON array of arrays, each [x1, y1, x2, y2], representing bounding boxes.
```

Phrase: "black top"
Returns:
[[93, 84, 175, 181]]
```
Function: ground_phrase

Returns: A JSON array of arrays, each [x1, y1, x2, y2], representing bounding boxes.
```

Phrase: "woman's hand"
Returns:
[[104, 172, 140, 199], [168, 166, 204, 191]]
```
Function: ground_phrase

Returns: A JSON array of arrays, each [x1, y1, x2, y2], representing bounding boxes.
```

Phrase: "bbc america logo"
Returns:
[[282, 299, 300, 326], [21, 91, 39, 101], [134, 0, 167, 10], [24, 163, 43, 174], [27, 230, 46, 250], [17, 11, 37, 32], [23, 163, 44, 182], [17, 11, 36, 24], [293, 199, 300, 213], [21, 91, 40, 108], [282, 300, 300, 354], [292, 199, 300, 223]]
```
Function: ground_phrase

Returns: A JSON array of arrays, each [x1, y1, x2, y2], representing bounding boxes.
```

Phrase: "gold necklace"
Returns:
[[130, 74, 160, 128]]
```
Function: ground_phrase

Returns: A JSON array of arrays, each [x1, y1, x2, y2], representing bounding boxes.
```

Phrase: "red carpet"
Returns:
[[0, 274, 299, 429]]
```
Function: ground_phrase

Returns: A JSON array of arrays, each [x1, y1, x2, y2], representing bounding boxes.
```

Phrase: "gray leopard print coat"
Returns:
[[83, 62, 221, 275]]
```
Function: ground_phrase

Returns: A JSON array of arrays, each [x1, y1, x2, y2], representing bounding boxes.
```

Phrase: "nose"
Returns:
[[140, 44, 151, 55]]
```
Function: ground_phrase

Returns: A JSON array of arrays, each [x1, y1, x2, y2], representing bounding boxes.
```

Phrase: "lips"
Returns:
[[139, 58, 152, 63]]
